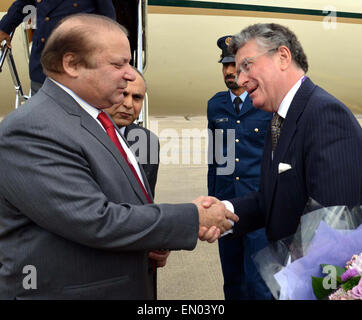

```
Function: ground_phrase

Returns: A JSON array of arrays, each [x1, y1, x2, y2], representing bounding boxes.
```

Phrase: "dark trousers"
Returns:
[[218, 228, 272, 300]]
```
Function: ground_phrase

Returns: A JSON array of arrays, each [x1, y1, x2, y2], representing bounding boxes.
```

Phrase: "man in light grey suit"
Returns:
[[0, 14, 238, 299]]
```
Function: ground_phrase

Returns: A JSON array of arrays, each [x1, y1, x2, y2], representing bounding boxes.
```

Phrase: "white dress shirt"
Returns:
[[49, 78, 146, 187], [276, 75, 305, 119]]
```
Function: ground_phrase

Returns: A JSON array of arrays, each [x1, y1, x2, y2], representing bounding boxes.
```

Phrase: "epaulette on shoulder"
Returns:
[[208, 91, 228, 103]]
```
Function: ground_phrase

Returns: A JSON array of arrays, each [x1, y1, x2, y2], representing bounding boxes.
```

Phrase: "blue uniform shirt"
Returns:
[[207, 90, 272, 200]]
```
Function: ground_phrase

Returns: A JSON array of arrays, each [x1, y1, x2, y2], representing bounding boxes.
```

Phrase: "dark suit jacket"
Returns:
[[124, 123, 160, 198], [230, 78, 362, 241], [207, 91, 272, 200], [0, 78, 198, 299], [0, 0, 116, 83]]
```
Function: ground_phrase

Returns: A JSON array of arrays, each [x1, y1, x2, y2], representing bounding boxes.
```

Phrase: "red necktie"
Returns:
[[97, 111, 152, 203]]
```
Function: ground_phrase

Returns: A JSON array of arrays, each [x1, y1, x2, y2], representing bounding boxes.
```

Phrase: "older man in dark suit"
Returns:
[[228, 23, 362, 241], [0, 14, 238, 299], [105, 68, 159, 198], [204, 23, 361, 243]]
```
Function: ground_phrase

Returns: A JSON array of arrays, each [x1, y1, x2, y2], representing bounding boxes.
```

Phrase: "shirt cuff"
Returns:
[[221, 200, 235, 237]]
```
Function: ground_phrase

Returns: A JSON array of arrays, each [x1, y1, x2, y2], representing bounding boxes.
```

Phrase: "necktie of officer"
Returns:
[[233, 96, 242, 114], [271, 112, 284, 152], [97, 111, 152, 203]]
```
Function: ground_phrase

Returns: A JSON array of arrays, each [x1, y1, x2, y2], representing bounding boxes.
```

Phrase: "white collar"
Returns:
[[277, 75, 305, 119], [229, 90, 248, 103], [49, 78, 100, 119]]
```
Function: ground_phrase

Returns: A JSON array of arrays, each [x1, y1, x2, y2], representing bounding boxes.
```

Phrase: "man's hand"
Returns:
[[192, 196, 239, 243], [149, 250, 171, 268], [0, 30, 11, 49], [198, 226, 220, 243]]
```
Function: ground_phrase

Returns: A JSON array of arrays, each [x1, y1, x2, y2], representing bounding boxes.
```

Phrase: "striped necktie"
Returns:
[[271, 113, 284, 152]]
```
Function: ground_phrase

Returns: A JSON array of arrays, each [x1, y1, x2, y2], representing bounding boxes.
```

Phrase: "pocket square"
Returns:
[[278, 162, 292, 174]]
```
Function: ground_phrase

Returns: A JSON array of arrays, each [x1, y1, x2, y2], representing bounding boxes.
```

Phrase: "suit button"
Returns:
[[254, 128, 259, 133], [235, 177, 240, 181], [73, 3, 78, 8], [235, 158, 239, 162], [236, 120, 240, 124], [45, 17, 50, 22], [37, 0, 42, 3], [41, 37, 45, 43], [235, 139, 239, 143]]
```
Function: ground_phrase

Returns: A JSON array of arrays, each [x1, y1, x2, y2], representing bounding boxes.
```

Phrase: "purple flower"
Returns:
[[341, 268, 359, 282], [351, 277, 362, 299]]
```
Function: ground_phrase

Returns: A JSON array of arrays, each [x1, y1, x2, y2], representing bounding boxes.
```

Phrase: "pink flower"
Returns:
[[351, 277, 362, 299], [341, 268, 359, 282], [329, 288, 356, 300]]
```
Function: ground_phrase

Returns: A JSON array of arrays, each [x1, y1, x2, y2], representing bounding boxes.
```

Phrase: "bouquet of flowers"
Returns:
[[252, 199, 362, 300]]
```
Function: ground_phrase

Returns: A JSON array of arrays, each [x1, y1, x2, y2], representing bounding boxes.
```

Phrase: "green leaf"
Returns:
[[321, 264, 345, 284], [341, 275, 361, 291], [312, 276, 334, 300]]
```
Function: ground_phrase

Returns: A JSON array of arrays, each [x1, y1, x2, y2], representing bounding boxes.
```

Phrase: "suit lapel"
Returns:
[[83, 114, 152, 204], [274, 78, 316, 165], [123, 123, 137, 142], [238, 95, 254, 117], [265, 78, 316, 224], [116, 123, 154, 202], [41, 78, 150, 204], [221, 93, 233, 116]]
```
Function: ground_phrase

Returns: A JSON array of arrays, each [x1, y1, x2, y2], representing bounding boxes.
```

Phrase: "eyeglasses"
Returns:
[[236, 47, 278, 78]]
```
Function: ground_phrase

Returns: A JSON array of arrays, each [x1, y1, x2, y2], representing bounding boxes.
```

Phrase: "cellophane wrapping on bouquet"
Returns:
[[252, 198, 362, 300]]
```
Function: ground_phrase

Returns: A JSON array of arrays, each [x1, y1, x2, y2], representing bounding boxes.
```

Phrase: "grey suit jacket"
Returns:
[[0, 78, 198, 299]]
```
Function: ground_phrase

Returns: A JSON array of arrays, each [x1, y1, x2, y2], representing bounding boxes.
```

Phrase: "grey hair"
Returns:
[[229, 23, 308, 73]]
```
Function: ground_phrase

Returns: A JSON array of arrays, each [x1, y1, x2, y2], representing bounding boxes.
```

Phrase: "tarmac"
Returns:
[[151, 115, 224, 300]]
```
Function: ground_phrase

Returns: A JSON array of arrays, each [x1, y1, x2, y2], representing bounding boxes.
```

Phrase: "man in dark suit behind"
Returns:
[[207, 35, 272, 300], [105, 68, 159, 198], [204, 23, 361, 244], [0, 14, 238, 299]]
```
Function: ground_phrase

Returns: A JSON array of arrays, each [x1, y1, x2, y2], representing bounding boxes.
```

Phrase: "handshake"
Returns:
[[192, 196, 239, 243]]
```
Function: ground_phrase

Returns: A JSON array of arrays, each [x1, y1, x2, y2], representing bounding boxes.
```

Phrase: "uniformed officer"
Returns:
[[207, 35, 273, 300], [0, 0, 116, 94]]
